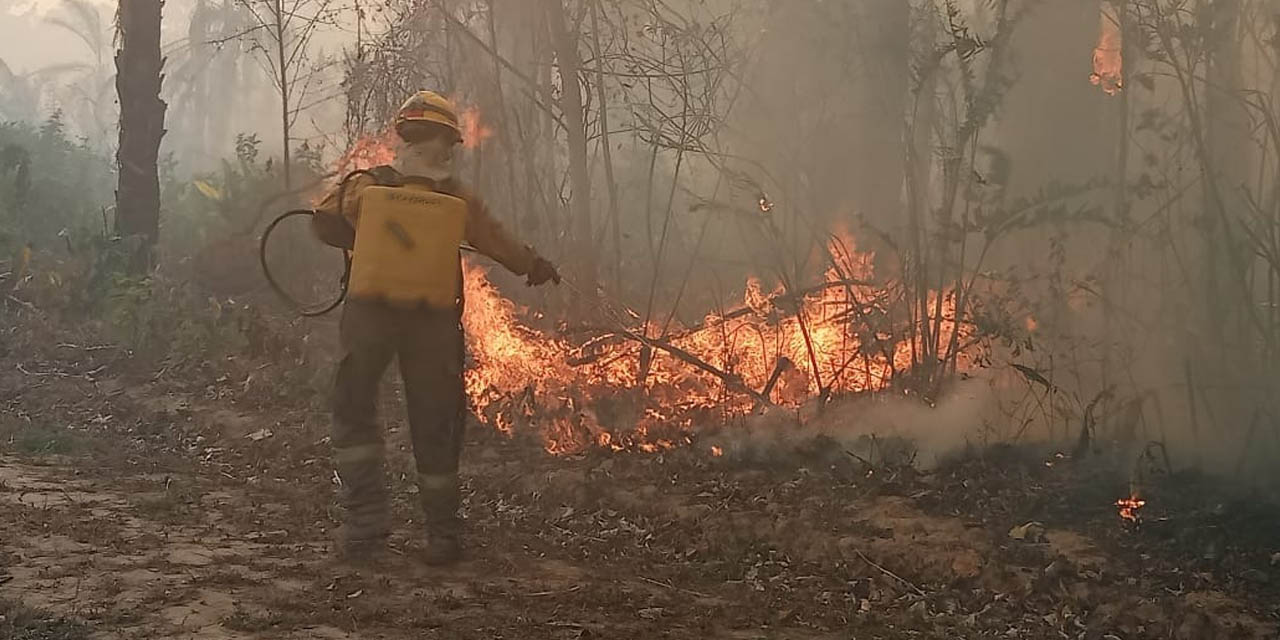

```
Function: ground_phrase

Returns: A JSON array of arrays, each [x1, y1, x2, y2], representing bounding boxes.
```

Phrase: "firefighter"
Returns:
[[311, 90, 560, 565]]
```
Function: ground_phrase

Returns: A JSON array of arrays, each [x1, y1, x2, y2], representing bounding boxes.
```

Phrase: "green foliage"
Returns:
[[8, 423, 82, 456], [161, 133, 275, 254], [3, 121, 322, 371], [0, 113, 115, 254], [161, 133, 327, 259]]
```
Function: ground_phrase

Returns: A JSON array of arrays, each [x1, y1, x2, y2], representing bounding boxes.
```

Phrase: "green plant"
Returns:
[[0, 114, 114, 254]]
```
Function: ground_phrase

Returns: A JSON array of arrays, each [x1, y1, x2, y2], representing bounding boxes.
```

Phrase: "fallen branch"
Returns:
[[56, 343, 119, 352], [524, 585, 583, 598], [752, 357, 793, 412], [853, 549, 927, 597], [16, 363, 68, 378], [639, 575, 711, 599], [608, 328, 772, 407], [6, 295, 37, 313]]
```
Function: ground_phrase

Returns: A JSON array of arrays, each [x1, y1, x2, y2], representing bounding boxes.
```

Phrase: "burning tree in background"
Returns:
[[1091, 0, 1124, 95], [1094, 0, 1279, 477]]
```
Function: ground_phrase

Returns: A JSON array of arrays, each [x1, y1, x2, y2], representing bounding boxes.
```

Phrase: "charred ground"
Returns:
[[2, 297, 1277, 640]]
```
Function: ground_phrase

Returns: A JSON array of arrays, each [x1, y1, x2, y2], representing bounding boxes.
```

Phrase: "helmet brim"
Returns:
[[396, 118, 462, 145]]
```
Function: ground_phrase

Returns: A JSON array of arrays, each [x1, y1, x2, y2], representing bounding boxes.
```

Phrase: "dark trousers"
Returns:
[[330, 297, 465, 533]]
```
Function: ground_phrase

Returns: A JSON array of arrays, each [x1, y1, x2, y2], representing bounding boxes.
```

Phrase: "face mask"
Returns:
[[395, 136, 455, 180]]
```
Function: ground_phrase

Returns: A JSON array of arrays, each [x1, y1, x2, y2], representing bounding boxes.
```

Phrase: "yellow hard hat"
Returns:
[[395, 90, 462, 141]]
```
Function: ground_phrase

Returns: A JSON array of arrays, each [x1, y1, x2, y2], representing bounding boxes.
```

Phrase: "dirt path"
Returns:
[[3, 417, 1277, 640]]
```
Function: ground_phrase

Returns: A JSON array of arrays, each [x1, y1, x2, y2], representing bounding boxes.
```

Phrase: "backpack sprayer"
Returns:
[[259, 168, 489, 317]]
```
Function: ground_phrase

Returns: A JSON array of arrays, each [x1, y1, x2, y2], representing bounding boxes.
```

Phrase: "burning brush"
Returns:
[[1116, 442, 1170, 526], [460, 229, 975, 455], [1115, 494, 1146, 525]]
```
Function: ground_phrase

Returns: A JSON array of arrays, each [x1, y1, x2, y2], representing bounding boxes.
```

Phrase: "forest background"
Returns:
[[1, 0, 1277, 486]]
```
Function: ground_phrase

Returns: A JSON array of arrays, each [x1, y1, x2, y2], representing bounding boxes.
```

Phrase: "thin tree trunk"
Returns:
[[1202, 0, 1254, 427], [860, 0, 910, 230], [274, 0, 292, 189], [485, 0, 523, 233], [903, 4, 936, 370], [589, 0, 621, 295], [544, 0, 596, 287], [115, 0, 167, 270], [1102, 0, 1130, 389]]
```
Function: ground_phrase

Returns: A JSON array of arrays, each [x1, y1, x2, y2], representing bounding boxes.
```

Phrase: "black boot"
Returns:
[[334, 444, 390, 560], [418, 474, 461, 566]]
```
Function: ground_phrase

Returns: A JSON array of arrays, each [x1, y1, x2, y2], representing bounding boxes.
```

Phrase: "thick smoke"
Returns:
[[713, 377, 998, 470]]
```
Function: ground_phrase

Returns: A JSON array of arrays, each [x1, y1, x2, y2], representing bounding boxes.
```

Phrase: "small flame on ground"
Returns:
[[1090, 2, 1123, 95], [711, 446, 724, 457], [758, 194, 774, 213], [1116, 495, 1146, 523]]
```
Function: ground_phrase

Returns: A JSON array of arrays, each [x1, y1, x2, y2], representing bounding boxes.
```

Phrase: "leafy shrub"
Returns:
[[0, 113, 115, 254]]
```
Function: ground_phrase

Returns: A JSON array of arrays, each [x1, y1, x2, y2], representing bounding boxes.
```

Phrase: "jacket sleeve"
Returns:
[[460, 185, 538, 276], [311, 174, 377, 249]]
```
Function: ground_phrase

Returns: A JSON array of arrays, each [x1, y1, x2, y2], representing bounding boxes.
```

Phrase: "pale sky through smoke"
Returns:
[[3, 0, 114, 20], [0, 0, 115, 72], [1, 0, 356, 162]]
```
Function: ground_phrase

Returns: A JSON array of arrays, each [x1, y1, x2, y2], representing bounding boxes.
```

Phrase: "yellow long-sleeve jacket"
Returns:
[[311, 166, 538, 277]]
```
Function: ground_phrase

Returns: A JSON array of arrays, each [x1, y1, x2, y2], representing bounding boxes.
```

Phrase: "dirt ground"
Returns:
[[3, 311, 1279, 639]]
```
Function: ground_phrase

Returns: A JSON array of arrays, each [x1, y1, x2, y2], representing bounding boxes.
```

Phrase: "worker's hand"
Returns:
[[527, 257, 561, 286]]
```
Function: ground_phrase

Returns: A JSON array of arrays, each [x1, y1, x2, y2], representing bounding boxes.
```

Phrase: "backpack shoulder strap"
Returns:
[[366, 165, 404, 186]]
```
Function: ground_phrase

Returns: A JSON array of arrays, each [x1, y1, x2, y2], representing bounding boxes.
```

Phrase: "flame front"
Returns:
[[1090, 2, 1123, 95], [462, 231, 974, 455]]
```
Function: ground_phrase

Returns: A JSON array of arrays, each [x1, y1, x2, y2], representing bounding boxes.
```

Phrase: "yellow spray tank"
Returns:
[[347, 183, 467, 308]]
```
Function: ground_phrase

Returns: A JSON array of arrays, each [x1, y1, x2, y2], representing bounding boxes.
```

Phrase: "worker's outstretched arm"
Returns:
[[463, 188, 559, 285]]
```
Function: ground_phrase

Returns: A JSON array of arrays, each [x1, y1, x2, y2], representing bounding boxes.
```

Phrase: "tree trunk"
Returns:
[[115, 0, 167, 269], [860, 0, 910, 230], [588, 0, 620, 295], [1201, 0, 1254, 428], [544, 0, 596, 287], [274, 0, 292, 189]]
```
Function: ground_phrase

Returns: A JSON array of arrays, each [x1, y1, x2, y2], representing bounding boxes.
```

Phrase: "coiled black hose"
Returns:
[[259, 169, 374, 316]]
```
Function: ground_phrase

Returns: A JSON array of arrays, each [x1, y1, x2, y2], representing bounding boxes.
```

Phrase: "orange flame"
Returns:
[[462, 230, 975, 455], [1116, 495, 1146, 523], [335, 129, 399, 177], [1090, 2, 1123, 95], [310, 130, 400, 207], [460, 106, 494, 150]]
